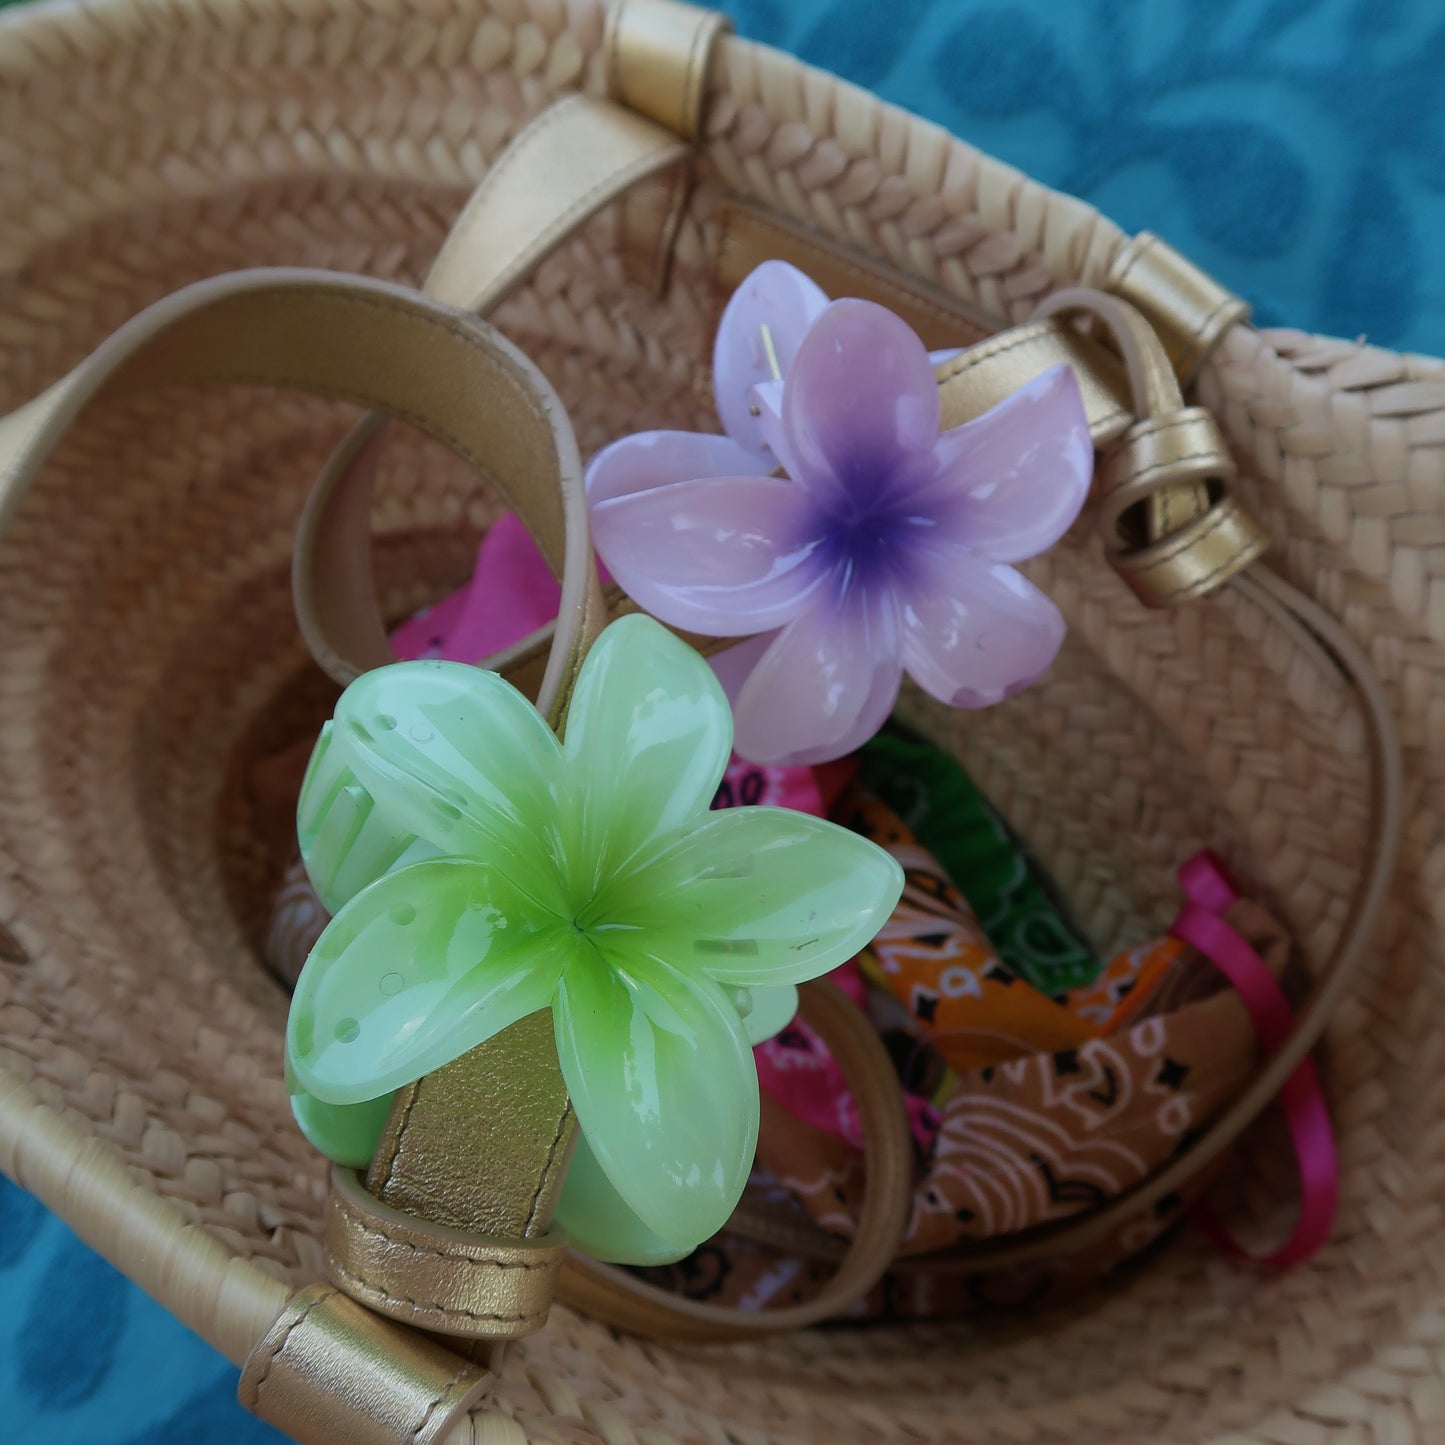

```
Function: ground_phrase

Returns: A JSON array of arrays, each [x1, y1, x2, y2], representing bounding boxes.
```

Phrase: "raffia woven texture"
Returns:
[[1, 0, 1443, 1440]]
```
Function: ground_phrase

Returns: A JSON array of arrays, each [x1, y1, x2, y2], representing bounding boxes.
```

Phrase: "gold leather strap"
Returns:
[[555, 979, 914, 1341], [365, 1011, 574, 1241], [294, 94, 685, 708], [0, 272, 590, 615], [325, 1166, 567, 1339], [237, 1284, 493, 1445], [1106, 231, 1251, 385], [936, 316, 1134, 444], [424, 94, 689, 311]]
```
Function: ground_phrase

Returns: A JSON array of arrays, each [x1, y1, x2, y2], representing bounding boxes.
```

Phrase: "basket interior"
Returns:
[[0, 3, 1436, 1441]]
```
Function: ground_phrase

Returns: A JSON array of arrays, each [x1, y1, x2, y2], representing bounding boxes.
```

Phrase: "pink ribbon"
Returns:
[[1172, 851, 1339, 1268]]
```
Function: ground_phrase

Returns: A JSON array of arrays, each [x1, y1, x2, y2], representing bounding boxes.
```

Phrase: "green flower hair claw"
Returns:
[[286, 614, 904, 1264]]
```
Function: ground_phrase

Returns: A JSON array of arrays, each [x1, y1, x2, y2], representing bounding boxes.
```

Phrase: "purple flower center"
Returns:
[[805, 457, 941, 591]]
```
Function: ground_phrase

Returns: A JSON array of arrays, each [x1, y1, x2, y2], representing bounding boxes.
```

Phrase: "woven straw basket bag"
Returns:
[[0, 0, 1439, 1438]]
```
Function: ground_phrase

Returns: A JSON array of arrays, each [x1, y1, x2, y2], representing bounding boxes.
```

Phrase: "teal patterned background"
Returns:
[[1, 0, 1440, 1438]]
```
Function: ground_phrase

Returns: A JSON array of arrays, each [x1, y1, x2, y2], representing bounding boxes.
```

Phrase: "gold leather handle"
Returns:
[[293, 94, 687, 712], [0, 271, 600, 713]]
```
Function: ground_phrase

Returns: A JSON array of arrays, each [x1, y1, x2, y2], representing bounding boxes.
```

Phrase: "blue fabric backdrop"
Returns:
[[2, 0, 1440, 1439]]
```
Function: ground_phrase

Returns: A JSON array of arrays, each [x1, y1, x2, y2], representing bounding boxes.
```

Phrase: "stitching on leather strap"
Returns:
[[1122, 412, 1204, 444], [1108, 234, 1150, 295], [334, 1188, 557, 1273], [935, 319, 1056, 376], [325, 1256, 546, 1327], [1116, 447, 1228, 492], [374, 1080, 421, 1196], [411, 1360, 477, 1444], [524, 1100, 573, 1234], [1191, 290, 1239, 346], [934, 320, 1133, 434], [491, 141, 687, 306], [246, 1286, 338, 1406], [1116, 501, 1259, 586], [427, 97, 583, 288]]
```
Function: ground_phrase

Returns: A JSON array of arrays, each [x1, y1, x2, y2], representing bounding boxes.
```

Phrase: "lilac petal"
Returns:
[[708, 631, 777, 704], [749, 377, 786, 463], [586, 429, 766, 507], [926, 365, 1093, 565], [783, 299, 940, 502], [591, 474, 826, 636], [732, 585, 904, 766], [901, 554, 1066, 709], [714, 260, 829, 459]]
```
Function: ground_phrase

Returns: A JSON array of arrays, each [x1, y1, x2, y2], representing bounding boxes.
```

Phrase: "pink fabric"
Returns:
[[389, 513, 598, 661], [1173, 851, 1339, 1269]]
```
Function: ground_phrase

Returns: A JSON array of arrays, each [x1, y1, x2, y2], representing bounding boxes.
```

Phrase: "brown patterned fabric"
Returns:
[[636, 795, 1288, 1319]]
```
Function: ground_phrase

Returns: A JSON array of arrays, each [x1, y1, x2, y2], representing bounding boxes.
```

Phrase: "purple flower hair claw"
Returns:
[[587, 261, 1094, 767]]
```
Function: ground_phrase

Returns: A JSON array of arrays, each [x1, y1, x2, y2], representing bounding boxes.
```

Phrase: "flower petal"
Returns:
[[586, 430, 766, 507], [927, 364, 1093, 564], [707, 630, 777, 705], [590, 474, 825, 637], [740, 984, 800, 1045], [553, 946, 758, 1250], [299, 660, 568, 914], [731, 585, 904, 766], [562, 616, 733, 886], [713, 260, 829, 459], [287, 858, 567, 1104], [782, 299, 940, 501], [287, 1072, 395, 1169], [601, 808, 903, 987], [554, 1131, 693, 1265], [901, 555, 1066, 708]]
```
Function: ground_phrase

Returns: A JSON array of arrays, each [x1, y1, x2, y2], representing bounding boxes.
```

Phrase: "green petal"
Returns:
[[287, 1070, 395, 1169], [553, 943, 757, 1251], [598, 807, 904, 987], [287, 857, 570, 1104], [555, 1131, 692, 1265], [298, 661, 569, 913], [738, 983, 799, 1045], [561, 615, 731, 892]]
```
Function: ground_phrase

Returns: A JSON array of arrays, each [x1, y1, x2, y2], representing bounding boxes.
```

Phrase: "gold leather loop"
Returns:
[[1035, 287, 1269, 604], [604, 0, 732, 141], [1096, 407, 1236, 544], [1107, 493, 1270, 606], [325, 1167, 568, 1340], [1096, 405, 1267, 605], [1106, 231, 1251, 386], [238, 1284, 492, 1445]]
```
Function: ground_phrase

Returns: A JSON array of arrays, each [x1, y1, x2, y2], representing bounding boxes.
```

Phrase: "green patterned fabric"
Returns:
[[859, 730, 1101, 995]]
